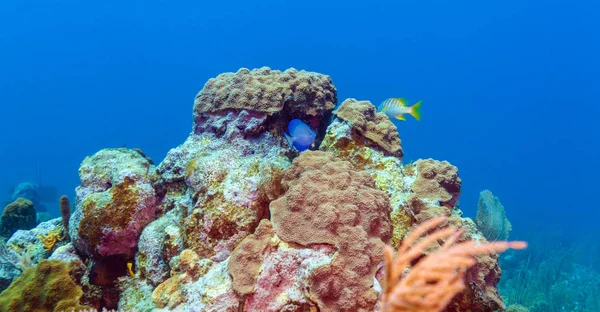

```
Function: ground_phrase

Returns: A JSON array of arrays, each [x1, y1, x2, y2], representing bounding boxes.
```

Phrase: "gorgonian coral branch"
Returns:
[[381, 216, 527, 312]]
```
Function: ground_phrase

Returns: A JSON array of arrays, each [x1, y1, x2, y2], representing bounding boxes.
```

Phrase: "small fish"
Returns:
[[284, 119, 317, 152], [127, 262, 135, 278], [378, 98, 422, 121]]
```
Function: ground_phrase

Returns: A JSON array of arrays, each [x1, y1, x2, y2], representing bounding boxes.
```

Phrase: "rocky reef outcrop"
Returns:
[[70, 148, 156, 260], [0, 67, 519, 312]]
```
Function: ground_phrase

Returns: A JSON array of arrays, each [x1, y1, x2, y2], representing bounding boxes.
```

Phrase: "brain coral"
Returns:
[[70, 148, 156, 259], [332, 98, 403, 157], [269, 151, 392, 312]]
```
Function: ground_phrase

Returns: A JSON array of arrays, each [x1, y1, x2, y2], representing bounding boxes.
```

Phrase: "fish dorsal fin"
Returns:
[[395, 98, 408, 107]]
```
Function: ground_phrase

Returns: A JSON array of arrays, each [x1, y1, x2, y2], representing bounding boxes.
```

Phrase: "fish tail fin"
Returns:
[[410, 101, 422, 121], [283, 133, 295, 149]]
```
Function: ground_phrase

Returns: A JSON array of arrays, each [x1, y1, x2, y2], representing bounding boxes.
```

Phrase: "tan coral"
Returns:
[[410, 159, 461, 209], [332, 98, 402, 157], [269, 151, 392, 312], [228, 219, 274, 295], [193, 67, 336, 115]]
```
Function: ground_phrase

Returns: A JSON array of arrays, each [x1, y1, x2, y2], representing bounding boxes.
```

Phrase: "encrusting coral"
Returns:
[[0, 259, 91, 311], [380, 216, 526, 312], [70, 148, 156, 260], [268, 150, 392, 312]]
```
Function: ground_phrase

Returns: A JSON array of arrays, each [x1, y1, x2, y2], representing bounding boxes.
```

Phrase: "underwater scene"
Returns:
[[0, 0, 598, 311]]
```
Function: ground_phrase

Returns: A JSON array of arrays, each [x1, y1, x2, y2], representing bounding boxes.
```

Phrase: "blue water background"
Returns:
[[0, 0, 598, 243]]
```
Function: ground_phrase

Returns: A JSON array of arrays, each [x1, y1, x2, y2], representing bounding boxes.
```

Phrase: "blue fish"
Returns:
[[284, 119, 316, 152]]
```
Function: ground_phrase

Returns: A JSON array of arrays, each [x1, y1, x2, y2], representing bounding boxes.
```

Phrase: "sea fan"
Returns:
[[474, 190, 512, 241]]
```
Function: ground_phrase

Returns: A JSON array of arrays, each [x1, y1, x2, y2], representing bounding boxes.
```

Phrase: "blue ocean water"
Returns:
[[0, 0, 598, 309]]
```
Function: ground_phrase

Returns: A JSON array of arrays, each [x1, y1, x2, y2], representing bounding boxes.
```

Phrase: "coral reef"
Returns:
[[7, 218, 66, 265], [136, 207, 184, 286], [0, 259, 90, 311], [331, 98, 403, 157], [321, 98, 509, 311], [0, 67, 525, 312], [475, 190, 512, 241], [183, 146, 288, 261], [0, 198, 37, 238], [228, 219, 274, 295], [380, 216, 525, 312], [269, 151, 392, 311], [70, 148, 156, 260], [193, 67, 336, 144]]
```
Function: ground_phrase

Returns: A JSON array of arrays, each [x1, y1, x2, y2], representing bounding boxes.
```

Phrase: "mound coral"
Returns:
[[331, 98, 403, 157], [0, 259, 90, 311], [0, 198, 37, 238], [268, 150, 392, 312], [194, 66, 336, 130]]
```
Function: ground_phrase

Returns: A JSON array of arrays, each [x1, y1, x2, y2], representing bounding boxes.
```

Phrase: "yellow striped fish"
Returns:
[[378, 98, 422, 121]]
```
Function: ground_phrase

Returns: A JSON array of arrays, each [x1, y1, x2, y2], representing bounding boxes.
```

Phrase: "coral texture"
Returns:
[[400, 160, 509, 312], [228, 219, 274, 295], [151, 253, 239, 311], [0, 198, 36, 238], [7, 218, 65, 265], [193, 67, 337, 149], [194, 67, 336, 115], [136, 207, 184, 286], [270, 151, 392, 312], [333, 98, 403, 157], [70, 148, 156, 259], [0, 259, 90, 311], [183, 147, 288, 261]]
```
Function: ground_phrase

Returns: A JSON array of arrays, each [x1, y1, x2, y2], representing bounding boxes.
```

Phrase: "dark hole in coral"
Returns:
[[88, 254, 130, 287]]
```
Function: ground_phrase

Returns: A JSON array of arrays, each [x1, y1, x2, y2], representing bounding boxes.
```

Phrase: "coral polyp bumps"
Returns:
[[0, 67, 523, 312]]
